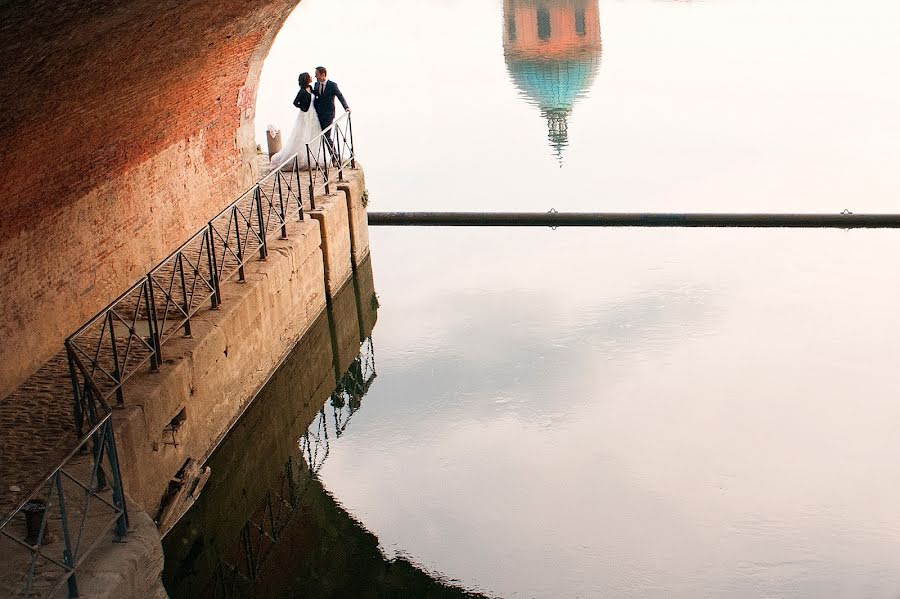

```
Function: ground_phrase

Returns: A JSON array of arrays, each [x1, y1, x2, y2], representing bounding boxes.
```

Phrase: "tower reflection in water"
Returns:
[[503, 0, 601, 163]]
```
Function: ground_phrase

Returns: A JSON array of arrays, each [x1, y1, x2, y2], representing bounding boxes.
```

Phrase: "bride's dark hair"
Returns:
[[298, 72, 312, 88]]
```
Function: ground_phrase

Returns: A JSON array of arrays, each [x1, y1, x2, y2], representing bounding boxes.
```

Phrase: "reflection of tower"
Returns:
[[503, 0, 601, 164]]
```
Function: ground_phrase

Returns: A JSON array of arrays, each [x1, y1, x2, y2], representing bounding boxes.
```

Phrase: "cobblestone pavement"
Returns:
[[0, 351, 79, 520]]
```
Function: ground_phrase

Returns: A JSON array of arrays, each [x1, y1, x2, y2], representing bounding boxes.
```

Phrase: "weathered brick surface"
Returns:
[[0, 0, 300, 397]]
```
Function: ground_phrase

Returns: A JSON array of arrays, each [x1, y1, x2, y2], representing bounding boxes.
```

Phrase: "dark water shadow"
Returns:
[[162, 257, 488, 598]]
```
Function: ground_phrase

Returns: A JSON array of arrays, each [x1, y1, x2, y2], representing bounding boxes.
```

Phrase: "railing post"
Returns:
[[54, 471, 79, 598], [103, 418, 130, 537], [207, 223, 221, 308], [335, 126, 344, 182], [307, 145, 316, 211], [255, 186, 267, 260], [144, 278, 162, 369], [275, 171, 288, 239], [233, 207, 246, 282], [323, 140, 331, 196], [83, 379, 109, 491], [294, 156, 304, 221], [107, 311, 125, 406], [177, 253, 192, 337], [348, 113, 356, 169], [67, 347, 86, 437]]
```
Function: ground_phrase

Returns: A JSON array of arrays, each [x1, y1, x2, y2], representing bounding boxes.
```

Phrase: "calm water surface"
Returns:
[[252, 0, 900, 596]]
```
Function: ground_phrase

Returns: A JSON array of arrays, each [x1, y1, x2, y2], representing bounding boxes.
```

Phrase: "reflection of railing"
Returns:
[[0, 352, 128, 598], [301, 336, 377, 470], [66, 157, 307, 408], [206, 336, 376, 598], [212, 455, 310, 596], [299, 408, 330, 475], [305, 112, 356, 209], [330, 337, 376, 438]]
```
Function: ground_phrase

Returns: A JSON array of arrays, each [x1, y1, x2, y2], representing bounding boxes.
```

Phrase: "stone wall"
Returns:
[[0, 0, 301, 397], [162, 262, 377, 595], [100, 171, 364, 514]]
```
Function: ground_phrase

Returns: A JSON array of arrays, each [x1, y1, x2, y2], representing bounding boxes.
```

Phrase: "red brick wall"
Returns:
[[0, 0, 301, 396]]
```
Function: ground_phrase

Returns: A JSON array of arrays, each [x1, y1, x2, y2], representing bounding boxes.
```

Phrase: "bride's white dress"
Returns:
[[270, 95, 323, 170]]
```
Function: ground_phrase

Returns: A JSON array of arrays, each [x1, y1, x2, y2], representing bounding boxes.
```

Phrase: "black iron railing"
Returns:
[[330, 337, 376, 438], [304, 112, 356, 209], [0, 350, 128, 599], [67, 156, 309, 408], [2, 114, 357, 597]]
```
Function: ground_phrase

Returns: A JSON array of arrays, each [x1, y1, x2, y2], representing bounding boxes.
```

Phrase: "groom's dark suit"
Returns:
[[313, 80, 349, 163], [313, 80, 349, 131]]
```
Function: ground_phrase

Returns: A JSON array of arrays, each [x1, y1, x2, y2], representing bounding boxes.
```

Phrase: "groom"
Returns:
[[313, 66, 350, 165]]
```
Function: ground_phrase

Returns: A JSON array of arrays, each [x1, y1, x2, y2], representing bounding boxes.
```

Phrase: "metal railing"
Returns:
[[330, 337, 376, 438], [66, 155, 309, 408], [0, 351, 128, 598], [208, 337, 375, 598], [1, 113, 357, 597], [66, 113, 357, 409], [304, 112, 356, 209]]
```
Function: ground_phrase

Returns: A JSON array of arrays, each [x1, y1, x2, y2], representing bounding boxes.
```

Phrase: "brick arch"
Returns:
[[0, 0, 301, 396]]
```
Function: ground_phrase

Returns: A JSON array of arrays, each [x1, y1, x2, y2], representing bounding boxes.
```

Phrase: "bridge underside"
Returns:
[[0, 0, 300, 397]]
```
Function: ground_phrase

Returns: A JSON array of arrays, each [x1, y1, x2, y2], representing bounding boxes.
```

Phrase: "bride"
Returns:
[[270, 72, 322, 170]]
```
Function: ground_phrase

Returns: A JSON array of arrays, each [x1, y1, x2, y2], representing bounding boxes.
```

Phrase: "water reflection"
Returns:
[[329, 337, 377, 439], [300, 338, 376, 475], [163, 260, 485, 598], [503, 0, 601, 163]]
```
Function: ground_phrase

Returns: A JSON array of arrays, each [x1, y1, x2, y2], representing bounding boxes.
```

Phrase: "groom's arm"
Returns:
[[333, 83, 350, 112]]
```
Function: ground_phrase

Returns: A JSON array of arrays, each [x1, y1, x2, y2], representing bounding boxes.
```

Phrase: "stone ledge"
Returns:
[[114, 216, 327, 514], [72, 505, 169, 599], [336, 170, 371, 267], [308, 191, 353, 297]]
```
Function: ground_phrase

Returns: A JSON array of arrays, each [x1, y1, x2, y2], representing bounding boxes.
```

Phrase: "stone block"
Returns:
[[330, 275, 363, 378], [111, 214, 329, 514], [308, 192, 353, 297], [353, 254, 379, 340], [336, 170, 370, 266]]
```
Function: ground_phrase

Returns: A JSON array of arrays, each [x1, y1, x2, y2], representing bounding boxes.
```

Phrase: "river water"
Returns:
[[182, 0, 900, 597]]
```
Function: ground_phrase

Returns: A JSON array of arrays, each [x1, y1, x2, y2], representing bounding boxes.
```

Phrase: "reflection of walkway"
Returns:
[[163, 256, 379, 597], [163, 257, 486, 598], [220, 337, 376, 593], [176, 332, 485, 598]]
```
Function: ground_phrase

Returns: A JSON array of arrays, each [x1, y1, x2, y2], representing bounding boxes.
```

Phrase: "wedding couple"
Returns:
[[271, 66, 351, 169]]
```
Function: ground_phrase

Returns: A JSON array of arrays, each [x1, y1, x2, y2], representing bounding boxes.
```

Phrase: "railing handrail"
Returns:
[[65, 113, 356, 404], [147, 225, 214, 277], [66, 132, 340, 394], [266, 111, 352, 176], [60, 112, 355, 408], [68, 277, 149, 341]]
